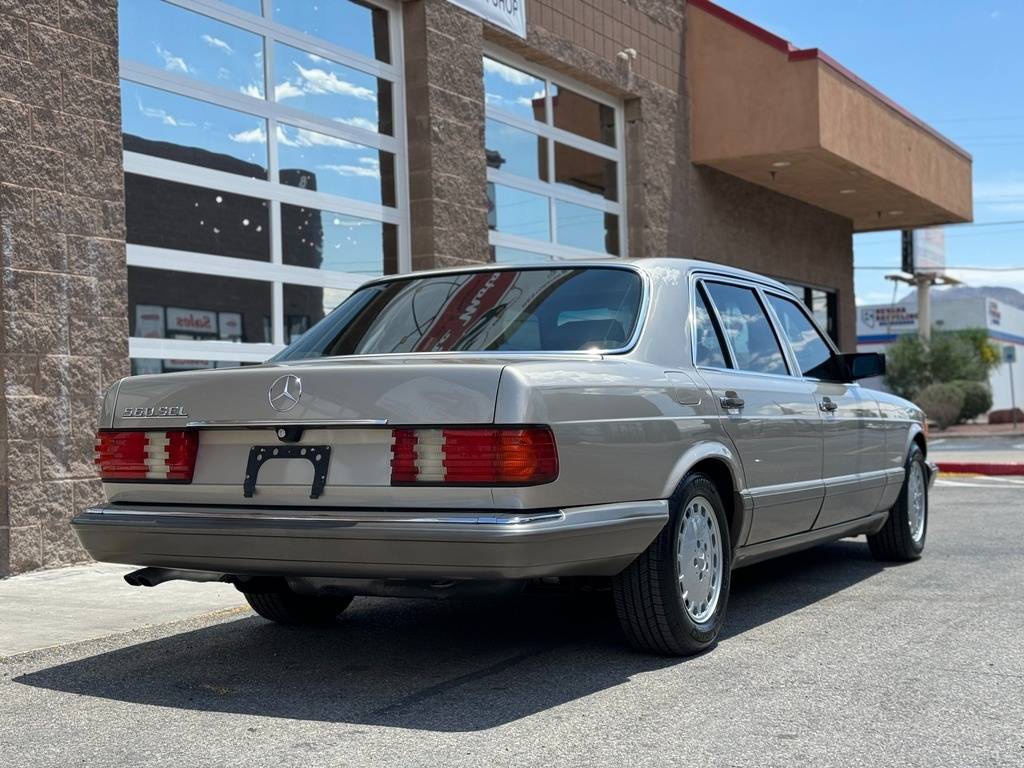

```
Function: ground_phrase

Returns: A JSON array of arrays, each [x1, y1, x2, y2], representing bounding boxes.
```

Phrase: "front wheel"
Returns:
[[245, 589, 353, 625], [612, 473, 732, 656], [868, 444, 928, 562]]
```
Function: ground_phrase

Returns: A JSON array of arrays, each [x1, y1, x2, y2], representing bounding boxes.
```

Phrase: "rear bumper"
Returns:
[[71, 501, 669, 580]]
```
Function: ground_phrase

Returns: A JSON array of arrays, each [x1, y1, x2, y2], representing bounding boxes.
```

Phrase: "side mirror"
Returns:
[[838, 352, 885, 381]]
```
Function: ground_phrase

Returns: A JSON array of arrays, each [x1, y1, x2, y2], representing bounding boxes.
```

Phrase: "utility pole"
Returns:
[[889, 229, 957, 342], [915, 273, 932, 342]]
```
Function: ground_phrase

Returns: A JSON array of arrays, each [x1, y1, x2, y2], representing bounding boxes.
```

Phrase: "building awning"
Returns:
[[686, 0, 972, 232]]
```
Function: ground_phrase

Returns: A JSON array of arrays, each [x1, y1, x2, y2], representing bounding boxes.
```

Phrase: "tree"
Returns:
[[883, 329, 1001, 404], [884, 334, 930, 400]]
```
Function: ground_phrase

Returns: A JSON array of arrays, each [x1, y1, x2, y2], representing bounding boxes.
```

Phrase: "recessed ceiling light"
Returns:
[[839, 188, 856, 194], [889, 210, 904, 215], [771, 161, 791, 168]]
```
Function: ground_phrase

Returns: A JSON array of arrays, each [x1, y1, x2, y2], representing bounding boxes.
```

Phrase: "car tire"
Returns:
[[245, 589, 353, 625], [612, 472, 732, 656], [868, 444, 928, 562]]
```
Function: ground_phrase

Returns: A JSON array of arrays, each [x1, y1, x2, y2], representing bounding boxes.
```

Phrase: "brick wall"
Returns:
[[0, 0, 128, 576]]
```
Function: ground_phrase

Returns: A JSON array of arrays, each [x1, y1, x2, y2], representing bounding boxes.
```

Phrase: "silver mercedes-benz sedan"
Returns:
[[74, 259, 935, 655]]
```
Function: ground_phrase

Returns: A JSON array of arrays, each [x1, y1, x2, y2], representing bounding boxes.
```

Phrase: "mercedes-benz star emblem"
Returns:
[[268, 374, 302, 412]]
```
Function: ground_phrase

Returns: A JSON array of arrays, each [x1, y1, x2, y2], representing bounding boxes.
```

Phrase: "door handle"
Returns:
[[819, 398, 838, 413], [719, 393, 745, 410]]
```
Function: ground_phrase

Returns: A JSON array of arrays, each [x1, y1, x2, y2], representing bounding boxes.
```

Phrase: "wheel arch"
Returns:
[[663, 442, 749, 549]]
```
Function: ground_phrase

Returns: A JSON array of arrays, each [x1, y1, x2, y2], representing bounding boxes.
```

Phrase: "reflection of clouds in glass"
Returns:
[[292, 63, 375, 100], [274, 81, 304, 100], [334, 116, 376, 132], [239, 83, 262, 98], [276, 125, 358, 149], [516, 89, 545, 107], [156, 44, 191, 73], [201, 34, 234, 55], [228, 125, 266, 143], [137, 98, 196, 128], [317, 157, 380, 179], [483, 57, 534, 86]]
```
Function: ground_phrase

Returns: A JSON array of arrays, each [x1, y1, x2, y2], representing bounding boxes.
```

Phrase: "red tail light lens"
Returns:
[[390, 427, 558, 486], [95, 430, 199, 482]]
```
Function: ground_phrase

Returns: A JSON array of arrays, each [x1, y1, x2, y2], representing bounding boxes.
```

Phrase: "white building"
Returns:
[[857, 295, 1024, 414]]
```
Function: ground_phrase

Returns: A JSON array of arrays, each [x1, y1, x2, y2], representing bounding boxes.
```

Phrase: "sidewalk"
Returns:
[[0, 563, 246, 657]]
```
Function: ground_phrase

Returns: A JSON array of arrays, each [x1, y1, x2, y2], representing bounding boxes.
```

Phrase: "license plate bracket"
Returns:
[[243, 444, 332, 499]]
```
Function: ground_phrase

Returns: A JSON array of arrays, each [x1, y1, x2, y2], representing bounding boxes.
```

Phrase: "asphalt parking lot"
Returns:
[[2, 481, 1022, 768]]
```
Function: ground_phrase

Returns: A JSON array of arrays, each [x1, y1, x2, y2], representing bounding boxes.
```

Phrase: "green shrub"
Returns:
[[950, 380, 992, 422], [884, 334, 931, 399], [883, 328, 1001, 401], [916, 383, 965, 430]]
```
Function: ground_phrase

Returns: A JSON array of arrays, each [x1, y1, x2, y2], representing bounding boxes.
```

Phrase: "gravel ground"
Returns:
[[2, 482, 1022, 768]]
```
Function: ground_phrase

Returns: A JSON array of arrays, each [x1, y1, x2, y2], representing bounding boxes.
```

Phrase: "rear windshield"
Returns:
[[273, 267, 644, 360]]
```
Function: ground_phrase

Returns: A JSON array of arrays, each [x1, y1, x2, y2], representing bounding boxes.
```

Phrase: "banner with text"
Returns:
[[447, 0, 526, 38]]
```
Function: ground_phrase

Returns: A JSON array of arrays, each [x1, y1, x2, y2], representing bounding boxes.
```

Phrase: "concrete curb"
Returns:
[[937, 462, 1024, 476]]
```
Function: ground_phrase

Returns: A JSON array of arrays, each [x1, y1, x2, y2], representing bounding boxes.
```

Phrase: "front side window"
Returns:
[[766, 294, 837, 379], [483, 52, 624, 264], [704, 283, 788, 376], [273, 267, 643, 359]]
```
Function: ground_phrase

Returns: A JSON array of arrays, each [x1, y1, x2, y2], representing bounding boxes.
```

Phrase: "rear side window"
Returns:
[[272, 267, 643, 359], [693, 287, 728, 368], [704, 282, 788, 375], [766, 294, 835, 378]]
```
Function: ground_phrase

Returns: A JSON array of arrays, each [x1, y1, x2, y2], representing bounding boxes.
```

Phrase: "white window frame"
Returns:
[[121, 0, 410, 366], [483, 43, 627, 262]]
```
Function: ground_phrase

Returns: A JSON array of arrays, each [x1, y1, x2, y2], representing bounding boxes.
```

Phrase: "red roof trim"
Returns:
[[687, 0, 972, 161]]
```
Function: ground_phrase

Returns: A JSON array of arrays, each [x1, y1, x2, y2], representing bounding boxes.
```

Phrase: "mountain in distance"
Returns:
[[899, 285, 1024, 311]]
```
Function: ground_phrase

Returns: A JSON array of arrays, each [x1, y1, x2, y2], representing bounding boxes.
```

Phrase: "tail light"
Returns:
[[95, 430, 199, 482], [390, 427, 558, 486]]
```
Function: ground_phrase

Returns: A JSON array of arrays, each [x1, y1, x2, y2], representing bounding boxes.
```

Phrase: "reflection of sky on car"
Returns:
[[119, 0, 395, 289]]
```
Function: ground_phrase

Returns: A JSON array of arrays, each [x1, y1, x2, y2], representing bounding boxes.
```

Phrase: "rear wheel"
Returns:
[[612, 473, 732, 656], [868, 444, 928, 562], [245, 589, 353, 625]]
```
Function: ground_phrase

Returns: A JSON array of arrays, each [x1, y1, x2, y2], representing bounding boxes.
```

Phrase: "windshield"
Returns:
[[273, 267, 644, 360]]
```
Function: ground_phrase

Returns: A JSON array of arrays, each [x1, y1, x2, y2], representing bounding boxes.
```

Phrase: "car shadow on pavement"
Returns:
[[16, 540, 890, 731]]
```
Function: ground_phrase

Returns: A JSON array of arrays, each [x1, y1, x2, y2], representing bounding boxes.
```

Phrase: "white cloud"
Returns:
[[239, 83, 263, 98], [275, 125, 358, 149], [294, 63, 375, 101], [483, 57, 535, 86], [973, 179, 1024, 214], [137, 98, 196, 128], [228, 125, 267, 144], [946, 268, 1024, 293], [156, 44, 190, 74], [274, 81, 304, 101], [317, 162, 381, 179], [201, 34, 234, 55], [334, 116, 377, 132]]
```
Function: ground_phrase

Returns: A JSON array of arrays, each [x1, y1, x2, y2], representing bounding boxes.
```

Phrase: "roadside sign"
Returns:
[[1005, 345, 1017, 364]]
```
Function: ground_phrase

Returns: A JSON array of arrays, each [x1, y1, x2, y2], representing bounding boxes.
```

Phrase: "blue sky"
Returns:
[[717, 0, 1024, 305]]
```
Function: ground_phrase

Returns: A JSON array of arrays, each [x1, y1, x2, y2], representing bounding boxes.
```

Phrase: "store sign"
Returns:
[[989, 300, 1002, 327], [859, 305, 918, 333], [901, 228, 946, 275], [218, 311, 243, 341], [167, 307, 217, 336], [135, 305, 165, 339], [446, 0, 526, 38]]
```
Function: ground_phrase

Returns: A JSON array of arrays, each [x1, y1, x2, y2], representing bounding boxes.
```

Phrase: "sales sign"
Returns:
[[446, 0, 526, 38]]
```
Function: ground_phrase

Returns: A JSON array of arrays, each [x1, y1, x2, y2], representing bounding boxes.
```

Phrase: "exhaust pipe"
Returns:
[[124, 567, 228, 587]]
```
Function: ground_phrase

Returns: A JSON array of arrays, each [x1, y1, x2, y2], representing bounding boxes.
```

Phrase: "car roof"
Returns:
[[359, 257, 794, 294]]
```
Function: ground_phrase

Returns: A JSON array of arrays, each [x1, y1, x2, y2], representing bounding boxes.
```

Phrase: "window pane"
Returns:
[[483, 56, 545, 122], [128, 267, 272, 349], [555, 201, 619, 255], [694, 289, 728, 368], [554, 142, 617, 201], [281, 204, 397, 275], [274, 267, 643, 358], [277, 124, 395, 205], [119, 0, 265, 99], [767, 295, 834, 378], [487, 184, 550, 241], [485, 119, 547, 181], [284, 285, 355, 343], [552, 84, 615, 147], [273, 43, 392, 134], [490, 245, 553, 263], [273, 0, 390, 63], [125, 174, 270, 261], [121, 81, 268, 179], [704, 283, 787, 375]]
